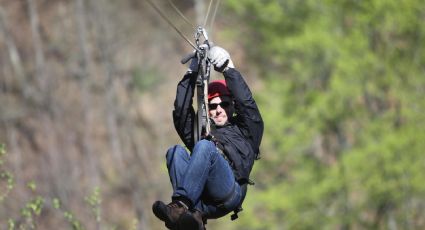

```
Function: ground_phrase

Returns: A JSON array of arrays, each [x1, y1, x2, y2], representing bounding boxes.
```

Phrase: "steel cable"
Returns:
[[144, 0, 198, 50], [208, 0, 221, 39], [166, 0, 195, 29], [203, 0, 214, 28]]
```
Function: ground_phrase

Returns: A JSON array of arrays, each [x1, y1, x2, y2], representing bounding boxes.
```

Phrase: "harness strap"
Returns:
[[214, 144, 251, 221], [215, 180, 236, 208], [231, 183, 247, 221], [215, 146, 228, 161], [212, 181, 248, 221]]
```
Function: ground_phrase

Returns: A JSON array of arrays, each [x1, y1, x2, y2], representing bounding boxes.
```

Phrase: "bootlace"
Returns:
[[168, 200, 189, 210]]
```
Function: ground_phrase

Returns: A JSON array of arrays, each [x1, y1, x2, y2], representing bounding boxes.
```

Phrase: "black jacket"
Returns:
[[173, 68, 264, 184]]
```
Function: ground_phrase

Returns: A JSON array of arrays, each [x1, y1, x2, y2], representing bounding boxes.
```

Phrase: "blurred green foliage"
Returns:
[[85, 186, 102, 223], [0, 144, 5, 165], [0, 144, 14, 203], [223, 0, 425, 229], [0, 144, 96, 229]]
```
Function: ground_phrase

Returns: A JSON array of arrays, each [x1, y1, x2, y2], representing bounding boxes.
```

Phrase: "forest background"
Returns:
[[0, 0, 424, 229]]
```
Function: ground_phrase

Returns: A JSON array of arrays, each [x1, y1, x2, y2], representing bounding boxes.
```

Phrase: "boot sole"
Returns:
[[152, 201, 179, 229], [178, 213, 203, 230], [152, 201, 167, 222]]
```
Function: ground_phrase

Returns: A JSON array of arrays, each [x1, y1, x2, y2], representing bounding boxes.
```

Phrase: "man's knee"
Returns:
[[193, 140, 218, 158], [166, 145, 189, 165]]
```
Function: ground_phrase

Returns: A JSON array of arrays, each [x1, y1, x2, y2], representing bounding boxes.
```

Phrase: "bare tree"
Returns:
[[0, 7, 25, 199], [26, 0, 47, 93], [89, 0, 125, 172], [26, 0, 69, 207], [0, 6, 26, 92], [74, 0, 100, 188]]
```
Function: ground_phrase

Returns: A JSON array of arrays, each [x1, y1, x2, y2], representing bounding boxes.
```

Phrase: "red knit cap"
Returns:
[[208, 80, 230, 100]]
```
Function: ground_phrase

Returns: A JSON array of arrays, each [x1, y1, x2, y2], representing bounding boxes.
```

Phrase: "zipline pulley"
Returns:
[[192, 27, 212, 144], [180, 26, 212, 144]]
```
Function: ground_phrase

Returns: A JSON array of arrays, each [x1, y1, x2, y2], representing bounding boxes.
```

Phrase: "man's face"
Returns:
[[209, 96, 233, 126]]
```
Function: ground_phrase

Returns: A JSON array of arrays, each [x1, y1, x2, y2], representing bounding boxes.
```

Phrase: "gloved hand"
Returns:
[[186, 44, 209, 73], [208, 46, 234, 72], [187, 54, 199, 73]]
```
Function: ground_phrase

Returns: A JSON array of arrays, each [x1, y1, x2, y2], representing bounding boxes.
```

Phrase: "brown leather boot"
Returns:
[[177, 210, 206, 230], [152, 200, 189, 229]]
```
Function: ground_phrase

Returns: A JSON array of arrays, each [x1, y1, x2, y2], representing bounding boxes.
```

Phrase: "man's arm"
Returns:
[[208, 46, 264, 153], [173, 71, 197, 151], [224, 68, 264, 154]]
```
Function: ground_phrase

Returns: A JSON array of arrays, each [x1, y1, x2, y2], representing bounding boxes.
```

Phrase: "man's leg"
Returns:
[[174, 140, 242, 214], [166, 145, 190, 191], [153, 145, 192, 229], [154, 141, 241, 228]]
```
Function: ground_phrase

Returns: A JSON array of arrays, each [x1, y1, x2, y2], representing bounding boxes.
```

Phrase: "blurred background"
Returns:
[[1, 0, 424, 229]]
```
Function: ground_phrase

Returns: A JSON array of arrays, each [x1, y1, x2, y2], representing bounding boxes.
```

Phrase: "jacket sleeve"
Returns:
[[223, 68, 264, 155], [173, 72, 197, 151]]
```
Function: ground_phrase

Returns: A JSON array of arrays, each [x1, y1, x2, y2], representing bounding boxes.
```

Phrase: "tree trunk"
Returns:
[[26, 0, 47, 93], [89, 0, 125, 172], [75, 0, 100, 188], [0, 6, 26, 95]]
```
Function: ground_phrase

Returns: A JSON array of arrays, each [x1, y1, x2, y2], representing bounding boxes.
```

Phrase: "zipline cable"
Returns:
[[208, 0, 221, 39], [144, 0, 198, 51], [203, 0, 214, 28], [166, 0, 195, 29]]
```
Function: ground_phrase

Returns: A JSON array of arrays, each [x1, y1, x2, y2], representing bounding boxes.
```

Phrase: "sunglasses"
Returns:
[[209, 101, 231, 110]]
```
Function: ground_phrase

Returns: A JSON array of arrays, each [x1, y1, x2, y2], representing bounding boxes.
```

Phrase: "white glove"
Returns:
[[208, 46, 234, 72]]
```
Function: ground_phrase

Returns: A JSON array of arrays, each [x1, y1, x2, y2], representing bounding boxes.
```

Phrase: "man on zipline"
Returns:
[[152, 46, 264, 229]]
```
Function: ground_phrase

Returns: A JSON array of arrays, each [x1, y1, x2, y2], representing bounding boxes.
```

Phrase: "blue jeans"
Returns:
[[166, 140, 242, 219]]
